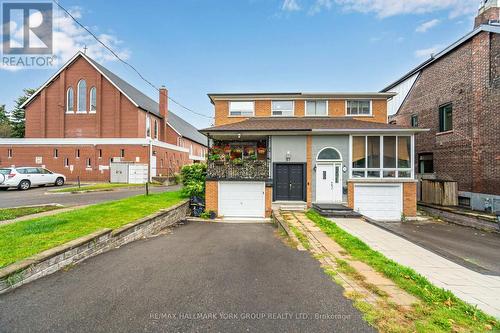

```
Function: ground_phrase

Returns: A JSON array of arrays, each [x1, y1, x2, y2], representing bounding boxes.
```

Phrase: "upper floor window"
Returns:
[[77, 79, 87, 112], [66, 87, 74, 113], [229, 101, 254, 117], [346, 100, 371, 116], [411, 114, 418, 127], [438, 103, 452, 132], [90, 87, 97, 113], [305, 100, 327, 116], [154, 119, 158, 139], [272, 101, 294, 117], [418, 153, 434, 174]]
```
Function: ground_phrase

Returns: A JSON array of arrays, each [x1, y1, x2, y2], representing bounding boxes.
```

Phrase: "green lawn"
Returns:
[[50, 183, 147, 193], [0, 206, 62, 221], [0, 191, 186, 268], [306, 210, 499, 333]]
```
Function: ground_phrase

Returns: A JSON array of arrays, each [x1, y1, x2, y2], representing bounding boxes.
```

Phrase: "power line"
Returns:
[[52, 0, 213, 120]]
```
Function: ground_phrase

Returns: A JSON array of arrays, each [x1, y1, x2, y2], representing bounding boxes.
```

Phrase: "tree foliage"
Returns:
[[0, 105, 11, 138], [180, 163, 207, 198], [10, 88, 36, 138]]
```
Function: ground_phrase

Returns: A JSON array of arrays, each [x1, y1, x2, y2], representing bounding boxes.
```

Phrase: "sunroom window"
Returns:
[[351, 135, 412, 178]]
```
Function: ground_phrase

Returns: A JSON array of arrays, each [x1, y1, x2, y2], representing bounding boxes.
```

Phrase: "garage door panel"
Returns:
[[354, 184, 402, 221], [219, 182, 265, 218]]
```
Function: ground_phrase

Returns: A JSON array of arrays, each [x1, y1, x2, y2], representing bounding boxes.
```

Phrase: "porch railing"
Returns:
[[207, 159, 270, 180]]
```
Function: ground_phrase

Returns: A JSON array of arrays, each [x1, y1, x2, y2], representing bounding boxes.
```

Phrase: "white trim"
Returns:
[[271, 100, 295, 117], [166, 122, 182, 137], [0, 138, 189, 153], [316, 147, 343, 161], [305, 100, 328, 117], [151, 139, 189, 153], [20, 52, 141, 110], [228, 101, 255, 117], [189, 155, 205, 161]]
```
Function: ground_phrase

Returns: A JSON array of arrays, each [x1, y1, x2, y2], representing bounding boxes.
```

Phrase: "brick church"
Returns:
[[0, 52, 207, 181]]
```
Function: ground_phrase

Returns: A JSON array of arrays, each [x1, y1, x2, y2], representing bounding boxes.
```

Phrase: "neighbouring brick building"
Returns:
[[384, 0, 500, 211], [0, 52, 207, 181]]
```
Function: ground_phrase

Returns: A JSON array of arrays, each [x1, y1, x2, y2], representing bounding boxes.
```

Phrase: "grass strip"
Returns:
[[50, 183, 147, 193], [0, 191, 186, 268], [0, 206, 62, 221], [306, 210, 499, 332], [289, 225, 311, 250]]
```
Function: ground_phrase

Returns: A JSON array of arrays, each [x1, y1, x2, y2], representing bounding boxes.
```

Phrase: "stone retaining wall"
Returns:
[[419, 203, 499, 233], [0, 200, 189, 294]]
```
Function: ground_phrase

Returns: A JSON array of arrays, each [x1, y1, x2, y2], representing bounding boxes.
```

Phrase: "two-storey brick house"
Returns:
[[0, 52, 207, 182], [384, 0, 500, 211], [201, 92, 426, 221]]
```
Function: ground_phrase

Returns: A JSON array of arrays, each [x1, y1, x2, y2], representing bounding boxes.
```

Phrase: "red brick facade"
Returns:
[[392, 30, 500, 196], [0, 53, 207, 181]]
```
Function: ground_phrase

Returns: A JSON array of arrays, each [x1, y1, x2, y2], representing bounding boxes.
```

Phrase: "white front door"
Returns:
[[316, 163, 342, 203]]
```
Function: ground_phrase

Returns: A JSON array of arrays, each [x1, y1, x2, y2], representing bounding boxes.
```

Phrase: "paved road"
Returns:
[[0, 222, 373, 333], [0, 185, 181, 208], [369, 219, 500, 275]]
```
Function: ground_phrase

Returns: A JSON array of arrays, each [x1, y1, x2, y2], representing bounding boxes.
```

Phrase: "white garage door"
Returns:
[[219, 182, 265, 218], [354, 184, 402, 221]]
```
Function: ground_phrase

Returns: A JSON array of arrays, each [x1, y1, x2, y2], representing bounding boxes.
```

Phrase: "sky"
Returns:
[[0, 0, 481, 129]]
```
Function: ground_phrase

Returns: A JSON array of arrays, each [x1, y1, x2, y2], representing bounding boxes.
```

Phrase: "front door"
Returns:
[[274, 164, 305, 201], [316, 163, 342, 203]]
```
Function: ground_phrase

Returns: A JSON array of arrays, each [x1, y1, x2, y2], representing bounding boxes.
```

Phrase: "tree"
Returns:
[[0, 104, 12, 138], [10, 88, 36, 138]]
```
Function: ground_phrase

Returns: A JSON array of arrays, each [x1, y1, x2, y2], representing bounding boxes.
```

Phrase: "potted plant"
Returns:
[[246, 147, 255, 155], [232, 148, 242, 155], [223, 145, 231, 154], [231, 158, 243, 165], [257, 147, 266, 155]]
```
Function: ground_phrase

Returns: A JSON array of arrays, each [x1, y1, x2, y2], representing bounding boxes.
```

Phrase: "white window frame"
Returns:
[[146, 114, 151, 138], [86, 158, 91, 168], [345, 100, 372, 116], [53, 149, 58, 158], [348, 134, 414, 179], [229, 101, 255, 117], [66, 87, 74, 113], [271, 100, 295, 117], [305, 100, 328, 117], [154, 119, 158, 139], [89, 86, 97, 114], [7, 149, 12, 158], [64, 158, 69, 167], [77, 79, 87, 113], [76, 149, 80, 158]]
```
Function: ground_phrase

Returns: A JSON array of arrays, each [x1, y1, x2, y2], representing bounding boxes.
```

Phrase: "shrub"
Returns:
[[180, 163, 207, 198]]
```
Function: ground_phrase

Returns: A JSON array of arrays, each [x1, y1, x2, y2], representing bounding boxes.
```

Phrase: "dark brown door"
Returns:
[[274, 164, 304, 201]]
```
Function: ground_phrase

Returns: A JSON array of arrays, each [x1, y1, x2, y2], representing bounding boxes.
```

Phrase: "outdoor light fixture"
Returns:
[[286, 151, 291, 161], [343, 165, 347, 172]]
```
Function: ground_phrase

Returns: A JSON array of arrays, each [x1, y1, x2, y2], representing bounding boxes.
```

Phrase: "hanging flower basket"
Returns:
[[257, 147, 266, 155], [224, 146, 231, 154]]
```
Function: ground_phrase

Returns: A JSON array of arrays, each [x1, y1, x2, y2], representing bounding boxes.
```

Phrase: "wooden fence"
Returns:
[[420, 179, 458, 206]]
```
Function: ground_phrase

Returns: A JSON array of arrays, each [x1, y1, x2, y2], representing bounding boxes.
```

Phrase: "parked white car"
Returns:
[[0, 167, 66, 191]]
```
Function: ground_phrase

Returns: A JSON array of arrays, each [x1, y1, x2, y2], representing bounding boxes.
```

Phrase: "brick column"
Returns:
[[205, 181, 218, 215], [306, 135, 312, 207]]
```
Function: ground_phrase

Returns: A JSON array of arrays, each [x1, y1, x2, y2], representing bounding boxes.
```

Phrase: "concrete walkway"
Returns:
[[333, 218, 500, 319]]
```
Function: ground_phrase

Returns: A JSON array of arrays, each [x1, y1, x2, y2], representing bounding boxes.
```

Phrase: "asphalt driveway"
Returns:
[[0, 222, 373, 333], [369, 219, 500, 275], [0, 185, 180, 208]]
